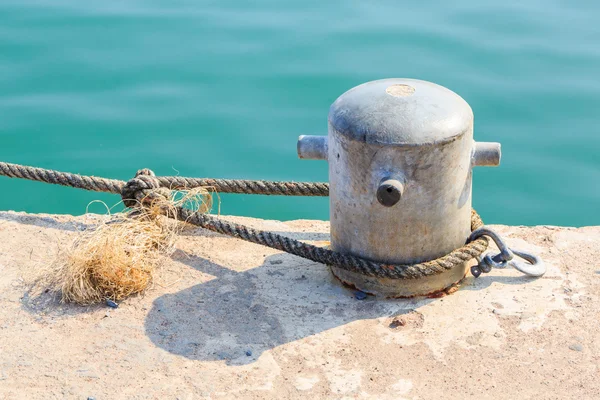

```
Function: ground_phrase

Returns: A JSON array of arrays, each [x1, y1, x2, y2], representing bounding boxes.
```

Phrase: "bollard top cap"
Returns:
[[329, 79, 473, 146]]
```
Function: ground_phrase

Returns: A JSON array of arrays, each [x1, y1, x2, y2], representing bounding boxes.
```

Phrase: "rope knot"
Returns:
[[121, 169, 170, 208]]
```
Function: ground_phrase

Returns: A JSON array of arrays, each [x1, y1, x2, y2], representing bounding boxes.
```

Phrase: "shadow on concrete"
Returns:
[[144, 245, 545, 366], [144, 250, 436, 366]]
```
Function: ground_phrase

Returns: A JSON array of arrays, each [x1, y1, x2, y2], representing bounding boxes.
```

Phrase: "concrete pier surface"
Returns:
[[0, 211, 598, 399]]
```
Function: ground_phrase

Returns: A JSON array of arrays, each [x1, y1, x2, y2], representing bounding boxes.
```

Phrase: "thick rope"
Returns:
[[175, 207, 487, 279], [124, 169, 489, 280], [0, 162, 488, 279], [0, 162, 328, 197], [0, 162, 124, 194]]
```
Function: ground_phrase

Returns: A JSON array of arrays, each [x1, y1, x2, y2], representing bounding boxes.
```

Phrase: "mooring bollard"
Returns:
[[298, 78, 501, 297]]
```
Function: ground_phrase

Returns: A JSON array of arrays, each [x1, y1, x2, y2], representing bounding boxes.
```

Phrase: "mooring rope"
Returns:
[[0, 162, 488, 279], [0, 161, 329, 197]]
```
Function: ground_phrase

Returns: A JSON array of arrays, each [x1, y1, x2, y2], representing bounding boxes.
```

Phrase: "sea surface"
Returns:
[[0, 0, 598, 226]]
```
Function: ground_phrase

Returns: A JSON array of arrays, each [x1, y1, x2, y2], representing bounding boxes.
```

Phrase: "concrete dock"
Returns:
[[0, 211, 598, 399]]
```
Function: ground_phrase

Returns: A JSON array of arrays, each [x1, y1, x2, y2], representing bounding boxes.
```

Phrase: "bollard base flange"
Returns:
[[330, 261, 472, 298]]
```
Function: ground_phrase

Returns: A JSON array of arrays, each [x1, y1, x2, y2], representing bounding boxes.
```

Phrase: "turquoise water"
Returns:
[[0, 1, 598, 226]]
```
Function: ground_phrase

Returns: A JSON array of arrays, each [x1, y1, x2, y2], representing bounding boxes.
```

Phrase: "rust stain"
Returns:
[[427, 290, 447, 299]]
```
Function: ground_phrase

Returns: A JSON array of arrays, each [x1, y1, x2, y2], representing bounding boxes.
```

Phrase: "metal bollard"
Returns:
[[298, 78, 501, 297]]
